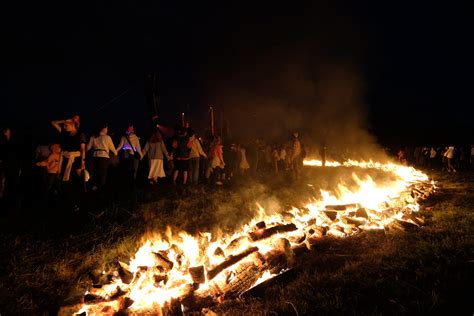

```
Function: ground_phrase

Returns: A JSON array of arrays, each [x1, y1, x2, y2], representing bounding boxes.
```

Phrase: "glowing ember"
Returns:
[[69, 159, 434, 315]]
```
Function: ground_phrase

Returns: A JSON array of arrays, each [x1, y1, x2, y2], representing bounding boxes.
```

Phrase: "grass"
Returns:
[[0, 168, 473, 315]]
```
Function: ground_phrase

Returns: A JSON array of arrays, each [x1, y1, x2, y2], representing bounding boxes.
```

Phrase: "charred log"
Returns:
[[213, 247, 225, 258], [207, 247, 259, 280], [325, 203, 359, 211], [189, 266, 206, 284], [225, 236, 250, 253], [240, 268, 296, 299], [219, 261, 264, 298], [153, 252, 174, 271], [355, 207, 369, 218], [249, 224, 297, 241]]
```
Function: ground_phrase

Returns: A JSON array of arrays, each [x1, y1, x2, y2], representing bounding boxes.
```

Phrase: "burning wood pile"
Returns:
[[60, 160, 435, 315]]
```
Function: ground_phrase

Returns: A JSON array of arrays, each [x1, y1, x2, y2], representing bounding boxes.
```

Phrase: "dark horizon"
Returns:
[[2, 1, 473, 146]]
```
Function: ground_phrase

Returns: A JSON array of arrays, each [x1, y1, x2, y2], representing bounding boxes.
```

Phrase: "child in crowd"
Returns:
[[36, 143, 62, 196]]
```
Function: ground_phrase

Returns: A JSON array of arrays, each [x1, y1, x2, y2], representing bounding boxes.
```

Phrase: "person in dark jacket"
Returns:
[[172, 127, 192, 185]]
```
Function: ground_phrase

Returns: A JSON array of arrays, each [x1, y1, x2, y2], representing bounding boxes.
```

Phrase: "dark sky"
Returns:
[[1, 1, 473, 144]]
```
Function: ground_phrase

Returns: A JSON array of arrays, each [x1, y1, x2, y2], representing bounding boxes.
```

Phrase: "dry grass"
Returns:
[[0, 168, 472, 315]]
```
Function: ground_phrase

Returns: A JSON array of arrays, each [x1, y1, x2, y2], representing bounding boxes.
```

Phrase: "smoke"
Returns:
[[198, 3, 387, 161]]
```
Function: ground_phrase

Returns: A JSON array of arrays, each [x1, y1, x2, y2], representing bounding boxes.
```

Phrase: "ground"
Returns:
[[0, 167, 473, 315]]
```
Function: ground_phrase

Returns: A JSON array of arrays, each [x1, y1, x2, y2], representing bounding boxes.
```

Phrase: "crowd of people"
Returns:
[[1, 113, 473, 225], [395, 145, 474, 172], [0, 115, 307, 219]]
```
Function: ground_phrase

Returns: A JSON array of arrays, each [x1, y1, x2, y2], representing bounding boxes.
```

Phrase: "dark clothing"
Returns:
[[174, 159, 189, 172], [0, 139, 20, 208], [174, 135, 191, 159], [91, 157, 109, 189], [61, 131, 86, 152], [61, 130, 86, 170], [189, 157, 200, 184]]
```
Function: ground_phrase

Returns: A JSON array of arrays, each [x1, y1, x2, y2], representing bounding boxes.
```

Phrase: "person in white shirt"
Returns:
[[117, 124, 143, 182], [87, 123, 117, 190], [142, 131, 170, 184], [445, 145, 456, 172], [238, 144, 250, 174], [188, 130, 207, 185], [429, 147, 437, 169], [291, 132, 302, 180]]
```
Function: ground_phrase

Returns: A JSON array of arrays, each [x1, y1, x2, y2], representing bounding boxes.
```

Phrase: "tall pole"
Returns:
[[181, 112, 185, 127], [220, 108, 223, 138], [210, 106, 215, 136]]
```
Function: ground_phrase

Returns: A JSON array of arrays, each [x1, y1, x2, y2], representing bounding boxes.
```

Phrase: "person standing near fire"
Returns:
[[117, 124, 143, 184], [291, 132, 303, 180], [142, 130, 170, 185], [172, 127, 192, 185], [86, 123, 117, 191], [188, 129, 207, 185], [36, 143, 61, 202], [51, 115, 86, 212], [206, 136, 225, 185], [445, 145, 456, 172]]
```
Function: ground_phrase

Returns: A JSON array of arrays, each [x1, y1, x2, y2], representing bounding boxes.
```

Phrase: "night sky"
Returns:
[[2, 1, 473, 144]]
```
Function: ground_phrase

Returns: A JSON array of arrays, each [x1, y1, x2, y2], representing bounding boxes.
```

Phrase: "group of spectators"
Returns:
[[396, 145, 474, 172], [0, 115, 306, 216]]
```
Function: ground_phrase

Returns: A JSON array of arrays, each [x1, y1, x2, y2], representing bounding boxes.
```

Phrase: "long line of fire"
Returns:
[[62, 159, 435, 315]]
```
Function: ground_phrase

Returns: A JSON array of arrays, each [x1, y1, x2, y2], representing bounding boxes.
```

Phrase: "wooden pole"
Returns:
[[210, 107, 215, 136]]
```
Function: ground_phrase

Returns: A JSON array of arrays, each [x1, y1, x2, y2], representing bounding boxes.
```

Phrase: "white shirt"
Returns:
[[189, 136, 207, 158], [117, 133, 143, 159], [445, 147, 455, 159], [87, 133, 117, 158]]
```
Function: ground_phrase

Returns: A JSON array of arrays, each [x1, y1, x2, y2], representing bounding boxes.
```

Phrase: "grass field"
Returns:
[[0, 167, 473, 315]]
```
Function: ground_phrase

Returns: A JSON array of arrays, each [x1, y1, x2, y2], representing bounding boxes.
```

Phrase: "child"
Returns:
[[36, 143, 61, 196]]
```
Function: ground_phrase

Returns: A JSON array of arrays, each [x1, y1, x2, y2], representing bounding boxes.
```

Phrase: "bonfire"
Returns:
[[60, 159, 435, 315]]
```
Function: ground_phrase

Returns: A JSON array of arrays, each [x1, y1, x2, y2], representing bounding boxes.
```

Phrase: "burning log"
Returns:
[[219, 261, 265, 297], [341, 216, 367, 227], [249, 223, 297, 241], [154, 273, 168, 286], [265, 238, 295, 274], [207, 247, 259, 280], [306, 226, 325, 244], [181, 294, 215, 314], [322, 210, 338, 221], [288, 233, 306, 244], [117, 261, 134, 284], [189, 266, 206, 284], [401, 213, 424, 226], [153, 252, 174, 271], [225, 236, 251, 253], [355, 207, 369, 218], [213, 247, 225, 258], [240, 268, 296, 299], [291, 242, 310, 257], [385, 219, 419, 233], [161, 297, 183, 316], [326, 226, 346, 238], [325, 203, 359, 211]]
